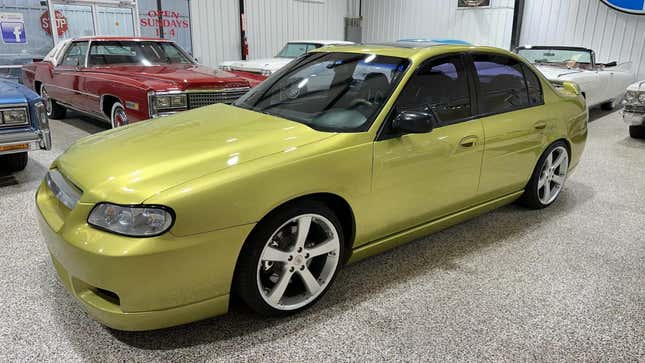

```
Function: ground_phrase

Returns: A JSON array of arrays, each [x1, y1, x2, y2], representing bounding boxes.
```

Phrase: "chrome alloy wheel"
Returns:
[[538, 145, 569, 205], [257, 214, 340, 311], [42, 88, 53, 115]]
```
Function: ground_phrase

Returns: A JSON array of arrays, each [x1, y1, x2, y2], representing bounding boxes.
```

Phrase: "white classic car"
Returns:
[[622, 81, 645, 138], [515, 46, 634, 110], [219, 40, 354, 77]]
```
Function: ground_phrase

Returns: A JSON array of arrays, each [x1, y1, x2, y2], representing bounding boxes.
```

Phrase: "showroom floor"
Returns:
[[0, 109, 643, 362]]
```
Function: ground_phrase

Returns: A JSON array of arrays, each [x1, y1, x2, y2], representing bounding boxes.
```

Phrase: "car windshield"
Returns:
[[276, 43, 321, 58], [517, 48, 593, 67], [87, 41, 193, 66], [234, 52, 409, 132]]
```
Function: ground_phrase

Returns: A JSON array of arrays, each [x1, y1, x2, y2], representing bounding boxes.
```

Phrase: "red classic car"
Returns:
[[22, 37, 256, 128]]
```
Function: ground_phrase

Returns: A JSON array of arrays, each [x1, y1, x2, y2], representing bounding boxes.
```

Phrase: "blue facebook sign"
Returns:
[[601, 0, 645, 14], [1, 21, 26, 44]]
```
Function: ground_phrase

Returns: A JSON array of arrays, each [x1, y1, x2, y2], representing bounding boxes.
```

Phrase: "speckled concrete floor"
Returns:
[[0, 110, 643, 362]]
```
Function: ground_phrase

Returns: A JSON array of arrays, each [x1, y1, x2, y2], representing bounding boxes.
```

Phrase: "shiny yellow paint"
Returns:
[[36, 44, 587, 330]]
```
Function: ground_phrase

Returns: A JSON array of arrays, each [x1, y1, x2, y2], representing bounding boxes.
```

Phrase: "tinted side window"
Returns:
[[396, 55, 472, 125], [61, 42, 88, 67], [522, 64, 543, 106], [473, 54, 529, 115]]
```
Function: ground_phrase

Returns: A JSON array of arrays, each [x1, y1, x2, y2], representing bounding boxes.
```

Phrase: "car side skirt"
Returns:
[[348, 190, 525, 264]]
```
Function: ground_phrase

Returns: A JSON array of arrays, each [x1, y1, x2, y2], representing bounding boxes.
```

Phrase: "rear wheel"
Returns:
[[520, 141, 570, 209], [1, 152, 28, 172], [236, 200, 344, 316], [629, 125, 645, 139], [110, 102, 128, 128], [41, 86, 66, 119]]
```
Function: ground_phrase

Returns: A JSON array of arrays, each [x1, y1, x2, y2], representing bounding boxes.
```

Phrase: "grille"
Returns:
[[624, 104, 645, 113], [187, 88, 250, 109]]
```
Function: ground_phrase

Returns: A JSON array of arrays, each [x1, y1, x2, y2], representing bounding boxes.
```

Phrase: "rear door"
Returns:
[[469, 53, 548, 202]]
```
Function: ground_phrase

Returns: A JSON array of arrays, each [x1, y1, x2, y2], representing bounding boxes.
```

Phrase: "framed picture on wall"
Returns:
[[457, 0, 491, 8]]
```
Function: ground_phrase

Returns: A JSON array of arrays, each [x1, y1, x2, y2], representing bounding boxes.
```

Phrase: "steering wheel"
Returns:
[[349, 98, 374, 108]]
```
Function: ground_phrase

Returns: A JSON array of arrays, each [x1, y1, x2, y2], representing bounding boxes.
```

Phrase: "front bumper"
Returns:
[[36, 181, 254, 331], [622, 111, 645, 126], [0, 129, 51, 155]]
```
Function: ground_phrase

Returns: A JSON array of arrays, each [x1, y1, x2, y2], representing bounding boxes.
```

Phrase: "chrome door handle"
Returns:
[[533, 121, 547, 130], [459, 135, 478, 148]]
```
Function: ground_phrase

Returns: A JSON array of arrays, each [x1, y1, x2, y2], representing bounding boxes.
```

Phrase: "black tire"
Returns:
[[520, 141, 570, 210], [600, 100, 615, 111], [1, 152, 28, 172], [629, 125, 645, 139], [41, 86, 66, 119], [235, 200, 345, 317]]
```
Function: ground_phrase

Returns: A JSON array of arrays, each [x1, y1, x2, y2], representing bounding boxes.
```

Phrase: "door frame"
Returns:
[[47, 0, 140, 45]]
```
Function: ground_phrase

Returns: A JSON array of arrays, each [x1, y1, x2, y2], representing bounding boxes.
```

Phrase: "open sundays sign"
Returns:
[[140, 10, 189, 38]]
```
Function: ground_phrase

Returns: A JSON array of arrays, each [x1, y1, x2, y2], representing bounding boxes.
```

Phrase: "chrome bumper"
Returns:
[[0, 129, 51, 155], [623, 111, 645, 126]]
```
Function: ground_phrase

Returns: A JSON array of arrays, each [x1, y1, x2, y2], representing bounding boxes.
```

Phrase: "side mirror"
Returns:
[[392, 110, 435, 134]]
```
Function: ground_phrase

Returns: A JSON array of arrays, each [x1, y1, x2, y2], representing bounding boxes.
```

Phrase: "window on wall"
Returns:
[[138, 0, 192, 54], [472, 53, 530, 115], [396, 55, 472, 125]]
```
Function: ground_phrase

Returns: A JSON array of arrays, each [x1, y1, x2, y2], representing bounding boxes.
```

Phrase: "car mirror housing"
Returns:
[[392, 110, 435, 134]]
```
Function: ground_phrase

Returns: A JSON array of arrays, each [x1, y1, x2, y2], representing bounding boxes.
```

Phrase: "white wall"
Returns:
[[190, 0, 347, 67], [190, 0, 241, 67], [361, 0, 515, 49], [521, 0, 645, 80]]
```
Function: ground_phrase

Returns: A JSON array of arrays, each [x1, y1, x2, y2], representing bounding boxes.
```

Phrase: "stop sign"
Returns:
[[40, 10, 68, 37]]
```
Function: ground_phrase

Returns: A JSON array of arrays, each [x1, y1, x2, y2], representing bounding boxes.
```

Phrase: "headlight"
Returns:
[[625, 91, 637, 103], [88, 203, 174, 237], [154, 95, 171, 108], [639, 92, 645, 104], [1, 108, 28, 125]]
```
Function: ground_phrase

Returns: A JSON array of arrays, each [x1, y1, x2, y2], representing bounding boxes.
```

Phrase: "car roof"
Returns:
[[515, 45, 593, 52], [398, 38, 472, 45], [72, 36, 172, 42], [288, 40, 355, 45], [312, 43, 517, 61]]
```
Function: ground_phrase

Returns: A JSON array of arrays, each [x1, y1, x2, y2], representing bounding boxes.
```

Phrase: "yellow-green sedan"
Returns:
[[36, 42, 588, 331]]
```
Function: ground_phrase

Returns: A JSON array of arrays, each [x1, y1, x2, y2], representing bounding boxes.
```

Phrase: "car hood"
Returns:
[[0, 79, 39, 105], [534, 65, 586, 80], [55, 104, 336, 204], [221, 58, 293, 73], [88, 64, 250, 90], [627, 80, 645, 91]]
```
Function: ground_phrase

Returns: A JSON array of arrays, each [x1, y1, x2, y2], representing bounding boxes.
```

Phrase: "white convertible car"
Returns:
[[516, 46, 634, 110], [219, 40, 354, 77]]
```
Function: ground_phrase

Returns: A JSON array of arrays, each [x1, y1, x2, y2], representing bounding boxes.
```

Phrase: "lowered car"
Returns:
[[219, 40, 354, 80], [37, 43, 587, 330], [515, 46, 634, 109], [22, 37, 252, 128], [622, 80, 645, 138], [0, 80, 50, 171]]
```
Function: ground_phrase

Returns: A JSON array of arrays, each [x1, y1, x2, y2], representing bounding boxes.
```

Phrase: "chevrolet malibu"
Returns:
[[36, 42, 588, 331]]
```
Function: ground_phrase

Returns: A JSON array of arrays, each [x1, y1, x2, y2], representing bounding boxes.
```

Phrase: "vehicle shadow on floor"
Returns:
[[55, 111, 110, 134], [39, 180, 595, 357], [588, 107, 620, 123]]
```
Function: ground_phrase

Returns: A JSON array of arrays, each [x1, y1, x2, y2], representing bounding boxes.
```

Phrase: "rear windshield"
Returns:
[[88, 41, 193, 66]]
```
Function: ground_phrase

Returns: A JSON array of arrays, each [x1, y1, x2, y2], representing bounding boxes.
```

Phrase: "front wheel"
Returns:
[[110, 102, 128, 128], [1, 152, 28, 172], [520, 142, 570, 209], [629, 125, 645, 139], [41, 86, 66, 119], [235, 201, 344, 316]]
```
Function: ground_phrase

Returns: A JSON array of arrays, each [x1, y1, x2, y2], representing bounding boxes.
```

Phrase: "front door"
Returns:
[[368, 54, 484, 242], [51, 41, 94, 112]]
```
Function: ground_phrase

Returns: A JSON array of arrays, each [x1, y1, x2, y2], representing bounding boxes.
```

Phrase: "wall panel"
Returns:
[[521, 0, 645, 80], [189, 0, 240, 67], [361, 0, 515, 49]]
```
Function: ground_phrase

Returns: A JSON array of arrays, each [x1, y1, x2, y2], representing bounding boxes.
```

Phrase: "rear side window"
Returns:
[[396, 55, 472, 125], [522, 64, 544, 106], [473, 54, 530, 115]]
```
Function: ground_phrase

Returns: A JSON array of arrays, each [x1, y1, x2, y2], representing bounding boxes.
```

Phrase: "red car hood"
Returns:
[[88, 64, 250, 90]]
